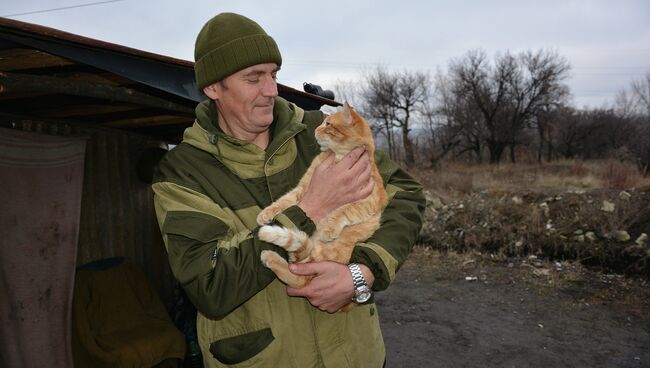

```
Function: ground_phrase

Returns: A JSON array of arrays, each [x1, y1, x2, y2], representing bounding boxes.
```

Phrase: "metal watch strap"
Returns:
[[348, 263, 367, 290]]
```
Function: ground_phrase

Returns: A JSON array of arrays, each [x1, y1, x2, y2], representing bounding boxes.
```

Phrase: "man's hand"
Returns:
[[286, 261, 375, 313], [298, 147, 373, 224]]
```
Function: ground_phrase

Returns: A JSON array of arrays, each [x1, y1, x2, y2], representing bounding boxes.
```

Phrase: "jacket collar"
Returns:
[[182, 96, 306, 179]]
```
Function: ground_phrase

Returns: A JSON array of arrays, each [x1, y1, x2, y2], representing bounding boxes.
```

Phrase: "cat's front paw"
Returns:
[[260, 250, 275, 268], [318, 226, 342, 242], [257, 207, 278, 225]]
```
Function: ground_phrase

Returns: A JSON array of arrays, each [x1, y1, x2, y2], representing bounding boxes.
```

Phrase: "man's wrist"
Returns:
[[297, 198, 324, 224], [348, 263, 372, 303], [357, 263, 375, 289]]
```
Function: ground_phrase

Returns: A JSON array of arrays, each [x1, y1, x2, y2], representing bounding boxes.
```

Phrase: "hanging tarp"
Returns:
[[0, 127, 87, 368]]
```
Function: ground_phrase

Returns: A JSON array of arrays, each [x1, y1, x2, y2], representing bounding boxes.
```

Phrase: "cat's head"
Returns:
[[315, 103, 374, 159]]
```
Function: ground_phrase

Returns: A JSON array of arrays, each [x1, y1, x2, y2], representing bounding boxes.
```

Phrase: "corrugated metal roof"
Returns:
[[0, 17, 338, 142]]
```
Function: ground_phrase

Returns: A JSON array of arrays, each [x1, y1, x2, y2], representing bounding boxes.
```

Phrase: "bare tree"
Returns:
[[616, 72, 650, 174], [614, 89, 638, 120], [631, 72, 650, 121], [535, 104, 573, 162], [630, 73, 650, 174], [447, 49, 570, 164], [431, 71, 482, 163], [333, 80, 364, 109], [563, 109, 635, 160], [420, 87, 462, 167], [554, 106, 581, 159], [362, 68, 398, 158], [630, 122, 650, 175], [362, 67, 429, 167], [447, 50, 512, 163], [535, 105, 556, 163], [507, 50, 570, 162]]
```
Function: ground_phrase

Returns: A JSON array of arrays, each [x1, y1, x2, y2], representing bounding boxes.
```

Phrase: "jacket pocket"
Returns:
[[163, 210, 229, 242], [209, 328, 274, 365]]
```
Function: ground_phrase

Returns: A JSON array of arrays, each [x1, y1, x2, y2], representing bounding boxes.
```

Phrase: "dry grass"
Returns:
[[413, 159, 650, 200]]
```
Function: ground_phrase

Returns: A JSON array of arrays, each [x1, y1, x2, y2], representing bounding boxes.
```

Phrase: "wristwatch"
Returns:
[[348, 263, 372, 303]]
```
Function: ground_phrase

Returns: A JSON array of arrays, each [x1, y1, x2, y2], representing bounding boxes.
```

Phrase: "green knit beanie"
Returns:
[[194, 13, 282, 89]]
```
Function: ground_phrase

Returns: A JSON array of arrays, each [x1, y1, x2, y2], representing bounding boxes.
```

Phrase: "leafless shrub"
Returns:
[[597, 159, 644, 189]]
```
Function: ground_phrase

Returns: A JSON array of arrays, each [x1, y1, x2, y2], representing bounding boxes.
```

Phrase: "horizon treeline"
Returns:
[[333, 49, 650, 175]]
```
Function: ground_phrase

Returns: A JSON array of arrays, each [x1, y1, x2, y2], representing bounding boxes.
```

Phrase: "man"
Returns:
[[153, 12, 425, 368]]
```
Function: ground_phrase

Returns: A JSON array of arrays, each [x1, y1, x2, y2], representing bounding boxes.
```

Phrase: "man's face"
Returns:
[[207, 63, 279, 134]]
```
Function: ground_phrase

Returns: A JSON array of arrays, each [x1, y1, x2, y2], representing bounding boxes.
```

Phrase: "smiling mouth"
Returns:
[[257, 99, 275, 108]]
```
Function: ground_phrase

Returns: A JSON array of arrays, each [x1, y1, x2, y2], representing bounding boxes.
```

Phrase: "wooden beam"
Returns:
[[36, 104, 139, 118], [0, 72, 132, 101], [0, 89, 50, 100], [0, 72, 194, 114], [105, 114, 192, 128], [0, 48, 74, 71]]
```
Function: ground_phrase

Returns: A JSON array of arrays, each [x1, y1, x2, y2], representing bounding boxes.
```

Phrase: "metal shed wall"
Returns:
[[9, 118, 177, 307]]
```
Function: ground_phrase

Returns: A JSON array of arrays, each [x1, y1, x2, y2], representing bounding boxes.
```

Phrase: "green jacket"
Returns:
[[153, 97, 425, 368]]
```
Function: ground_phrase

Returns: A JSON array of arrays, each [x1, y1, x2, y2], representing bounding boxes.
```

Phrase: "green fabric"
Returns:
[[194, 12, 282, 88], [152, 96, 425, 367], [209, 328, 274, 364], [184, 98, 305, 180]]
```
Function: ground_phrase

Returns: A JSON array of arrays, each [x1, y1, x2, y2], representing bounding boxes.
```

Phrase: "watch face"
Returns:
[[356, 289, 372, 303]]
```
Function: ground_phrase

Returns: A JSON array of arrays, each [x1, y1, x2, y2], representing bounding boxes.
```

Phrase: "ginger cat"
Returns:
[[256, 103, 387, 310]]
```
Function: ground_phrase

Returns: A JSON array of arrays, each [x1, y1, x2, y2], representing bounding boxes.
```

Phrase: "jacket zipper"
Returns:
[[263, 133, 299, 201]]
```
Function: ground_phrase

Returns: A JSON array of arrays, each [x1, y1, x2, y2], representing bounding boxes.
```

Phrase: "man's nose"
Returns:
[[261, 76, 278, 97]]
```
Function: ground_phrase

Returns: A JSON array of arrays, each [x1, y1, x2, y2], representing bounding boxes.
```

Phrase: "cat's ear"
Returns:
[[342, 102, 354, 125]]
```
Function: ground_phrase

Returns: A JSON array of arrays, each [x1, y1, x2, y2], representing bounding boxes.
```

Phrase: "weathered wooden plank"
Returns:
[[0, 48, 74, 71], [105, 114, 192, 128], [0, 72, 193, 114]]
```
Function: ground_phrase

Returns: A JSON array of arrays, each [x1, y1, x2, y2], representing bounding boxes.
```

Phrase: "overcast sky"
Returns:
[[2, 0, 649, 109]]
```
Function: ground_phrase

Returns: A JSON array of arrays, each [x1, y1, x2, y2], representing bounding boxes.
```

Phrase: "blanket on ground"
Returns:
[[72, 259, 185, 367]]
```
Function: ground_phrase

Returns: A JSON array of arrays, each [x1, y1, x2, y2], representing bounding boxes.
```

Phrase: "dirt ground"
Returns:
[[377, 247, 650, 368]]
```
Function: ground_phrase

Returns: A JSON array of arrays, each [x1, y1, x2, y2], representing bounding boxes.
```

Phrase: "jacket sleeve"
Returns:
[[349, 151, 426, 291], [152, 180, 315, 319]]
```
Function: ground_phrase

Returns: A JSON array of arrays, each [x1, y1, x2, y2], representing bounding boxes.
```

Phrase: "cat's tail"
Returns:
[[258, 225, 312, 262]]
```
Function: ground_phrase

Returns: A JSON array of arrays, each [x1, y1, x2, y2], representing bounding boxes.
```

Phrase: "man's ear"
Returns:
[[203, 83, 219, 100]]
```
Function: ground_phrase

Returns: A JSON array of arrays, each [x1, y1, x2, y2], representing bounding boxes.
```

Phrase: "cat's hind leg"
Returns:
[[318, 201, 379, 242], [317, 208, 352, 242], [260, 250, 310, 288]]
